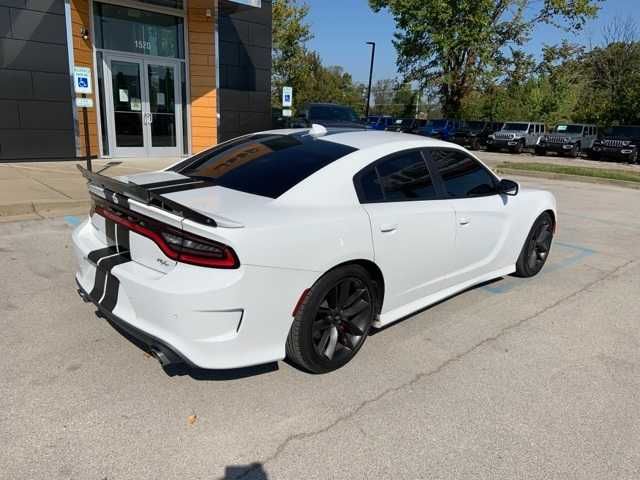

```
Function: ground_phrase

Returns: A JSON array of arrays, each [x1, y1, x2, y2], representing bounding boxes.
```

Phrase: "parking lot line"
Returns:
[[482, 241, 596, 294]]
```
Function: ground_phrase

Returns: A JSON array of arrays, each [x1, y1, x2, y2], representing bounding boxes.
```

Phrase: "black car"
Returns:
[[590, 125, 640, 163], [385, 118, 427, 133], [291, 103, 366, 129], [452, 121, 502, 150]]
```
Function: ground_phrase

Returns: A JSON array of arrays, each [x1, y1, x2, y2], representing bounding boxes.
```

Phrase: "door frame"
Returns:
[[102, 52, 183, 158]]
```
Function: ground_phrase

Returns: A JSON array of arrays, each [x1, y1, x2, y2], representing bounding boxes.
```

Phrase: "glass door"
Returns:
[[146, 62, 180, 156], [104, 54, 182, 158]]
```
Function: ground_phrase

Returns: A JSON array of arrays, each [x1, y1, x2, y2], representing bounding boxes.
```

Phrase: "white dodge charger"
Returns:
[[72, 126, 556, 373]]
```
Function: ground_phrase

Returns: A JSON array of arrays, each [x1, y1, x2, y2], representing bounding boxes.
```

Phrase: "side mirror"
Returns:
[[497, 178, 519, 196]]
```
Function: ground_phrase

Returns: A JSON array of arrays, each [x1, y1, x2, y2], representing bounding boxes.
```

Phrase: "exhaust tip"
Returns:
[[150, 347, 174, 367]]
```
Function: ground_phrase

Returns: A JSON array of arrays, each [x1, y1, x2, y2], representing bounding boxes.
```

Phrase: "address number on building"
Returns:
[[134, 40, 151, 51]]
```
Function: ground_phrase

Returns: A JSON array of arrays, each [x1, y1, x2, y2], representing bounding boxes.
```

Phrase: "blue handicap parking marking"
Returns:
[[64, 215, 81, 227], [481, 241, 596, 295]]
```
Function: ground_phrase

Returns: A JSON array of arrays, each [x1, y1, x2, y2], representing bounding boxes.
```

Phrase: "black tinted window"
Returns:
[[360, 151, 436, 202], [430, 150, 496, 198], [309, 105, 358, 122], [174, 134, 357, 198]]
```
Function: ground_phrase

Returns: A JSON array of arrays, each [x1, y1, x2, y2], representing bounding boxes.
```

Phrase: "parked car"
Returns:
[[535, 124, 598, 158], [367, 116, 395, 130], [417, 119, 461, 140], [452, 120, 502, 150], [292, 103, 366, 129], [386, 117, 427, 133], [590, 125, 640, 163], [486, 121, 546, 153], [73, 128, 556, 373]]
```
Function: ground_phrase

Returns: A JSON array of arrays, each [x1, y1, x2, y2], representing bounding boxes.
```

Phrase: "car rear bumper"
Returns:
[[72, 218, 318, 369]]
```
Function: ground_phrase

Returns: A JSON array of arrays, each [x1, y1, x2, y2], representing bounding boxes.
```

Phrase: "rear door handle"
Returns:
[[380, 224, 398, 233], [458, 217, 470, 226]]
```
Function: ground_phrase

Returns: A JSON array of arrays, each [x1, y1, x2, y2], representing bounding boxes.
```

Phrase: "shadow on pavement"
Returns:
[[222, 463, 268, 479]]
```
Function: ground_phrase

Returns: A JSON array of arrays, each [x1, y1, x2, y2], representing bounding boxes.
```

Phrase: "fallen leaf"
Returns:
[[188, 414, 197, 425]]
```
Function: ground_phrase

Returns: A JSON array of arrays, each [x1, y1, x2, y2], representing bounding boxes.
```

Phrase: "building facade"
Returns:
[[0, 0, 272, 162]]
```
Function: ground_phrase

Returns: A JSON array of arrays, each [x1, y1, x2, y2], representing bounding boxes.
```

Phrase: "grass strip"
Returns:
[[497, 162, 640, 183]]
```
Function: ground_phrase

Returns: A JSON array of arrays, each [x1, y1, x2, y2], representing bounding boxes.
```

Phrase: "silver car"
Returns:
[[536, 124, 598, 158], [486, 121, 546, 153]]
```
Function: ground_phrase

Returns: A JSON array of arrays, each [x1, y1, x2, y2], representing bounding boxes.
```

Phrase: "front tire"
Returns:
[[535, 147, 546, 157], [286, 265, 378, 373], [514, 212, 554, 278]]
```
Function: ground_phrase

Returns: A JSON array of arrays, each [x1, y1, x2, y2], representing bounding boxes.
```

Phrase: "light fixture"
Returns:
[[80, 27, 89, 41]]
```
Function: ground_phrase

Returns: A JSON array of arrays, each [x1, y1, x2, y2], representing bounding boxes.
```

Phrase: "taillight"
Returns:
[[95, 206, 239, 269]]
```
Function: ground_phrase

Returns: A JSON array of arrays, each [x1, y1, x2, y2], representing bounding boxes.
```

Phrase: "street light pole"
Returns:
[[365, 41, 376, 119]]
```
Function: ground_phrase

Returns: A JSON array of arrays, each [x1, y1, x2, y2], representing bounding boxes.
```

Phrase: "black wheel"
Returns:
[[514, 212, 554, 278], [286, 265, 378, 373], [590, 152, 601, 161], [513, 140, 524, 154], [630, 149, 639, 164], [568, 143, 580, 158], [469, 138, 480, 150], [535, 147, 546, 157]]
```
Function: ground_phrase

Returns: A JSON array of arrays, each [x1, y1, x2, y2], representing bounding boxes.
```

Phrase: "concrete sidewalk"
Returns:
[[1, 151, 638, 221], [0, 157, 178, 221]]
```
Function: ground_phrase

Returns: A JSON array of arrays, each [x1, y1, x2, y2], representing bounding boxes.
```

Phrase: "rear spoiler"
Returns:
[[77, 165, 217, 227]]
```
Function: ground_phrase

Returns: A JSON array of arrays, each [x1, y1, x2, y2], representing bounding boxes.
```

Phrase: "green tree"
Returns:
[[271, 0, 313, 108], [369, 0, 602, 118]]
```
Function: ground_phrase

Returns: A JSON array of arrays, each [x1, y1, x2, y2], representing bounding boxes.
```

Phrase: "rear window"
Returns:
[[310, 105, 359, 122], [172, 134, 357, 198]]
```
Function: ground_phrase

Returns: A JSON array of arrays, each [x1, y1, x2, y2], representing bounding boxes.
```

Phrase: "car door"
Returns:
[[427, 149, 513, 284], [356, 149, 456, 315]]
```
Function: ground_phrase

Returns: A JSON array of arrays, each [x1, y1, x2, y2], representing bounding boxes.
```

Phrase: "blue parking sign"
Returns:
[[74, 66, 92, 94]]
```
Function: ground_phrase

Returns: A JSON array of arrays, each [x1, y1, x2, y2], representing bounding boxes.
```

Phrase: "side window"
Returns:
[[430, 150, 497, 198], [358, 150, 437, 203]]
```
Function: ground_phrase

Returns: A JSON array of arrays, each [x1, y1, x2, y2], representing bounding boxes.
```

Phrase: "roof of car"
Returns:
[[259, 128, 455, 150]]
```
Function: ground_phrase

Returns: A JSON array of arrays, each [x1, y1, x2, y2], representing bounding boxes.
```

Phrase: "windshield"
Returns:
[[171, 134, 357, 198], [309, 105, 359, 122], [606, 126, 640, 137], [426, 119, 447, 128], [553, 124, 583, 134], [502, 122, 528, 131], [367, 116, 380, 124]]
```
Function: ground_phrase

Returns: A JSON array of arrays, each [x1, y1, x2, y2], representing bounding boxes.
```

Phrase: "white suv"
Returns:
[[487, 122, 546, 153]]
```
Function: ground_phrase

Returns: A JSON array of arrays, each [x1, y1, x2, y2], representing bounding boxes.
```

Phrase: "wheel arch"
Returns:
[[322, 259, 385, 314]]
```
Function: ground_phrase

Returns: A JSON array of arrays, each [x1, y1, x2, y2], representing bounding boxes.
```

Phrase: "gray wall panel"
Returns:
[[218, 0, 271, 142], [25, 0, 64, 14], [0, 69, 32, 98], [32, 71, 71, 100], [1, 38, 68, 72], [19, 100, 72, 130], [0, 0, 73, 160], [10, 8, 66, 44], [0, 100, 20, 128]]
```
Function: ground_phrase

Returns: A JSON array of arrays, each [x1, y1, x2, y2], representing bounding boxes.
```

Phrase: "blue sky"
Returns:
[[305, 0, 640, 84]]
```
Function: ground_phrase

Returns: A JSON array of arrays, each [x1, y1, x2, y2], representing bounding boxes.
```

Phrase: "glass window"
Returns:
[[503, 123, 528, 131], [174, 134, 357, 198], [140, 0, 184, 9], [359, 168, 384, 203], [372, 151, 436, 202], [93, 2, 185, 59], [430, 150, 497, 198]]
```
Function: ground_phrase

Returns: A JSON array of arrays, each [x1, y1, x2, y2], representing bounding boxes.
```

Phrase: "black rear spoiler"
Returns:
[[77, 165, 217, 227]]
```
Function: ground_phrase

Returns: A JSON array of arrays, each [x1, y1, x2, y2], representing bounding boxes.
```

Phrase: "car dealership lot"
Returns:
[[1, 176, 639, 479]]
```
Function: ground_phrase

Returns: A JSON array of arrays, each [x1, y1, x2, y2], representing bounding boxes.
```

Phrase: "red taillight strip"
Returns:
[[95, 206, 239, 269]]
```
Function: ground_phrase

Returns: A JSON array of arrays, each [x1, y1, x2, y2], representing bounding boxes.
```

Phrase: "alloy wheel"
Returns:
[[312, 277, 373, 361], [527, 219, 553, 271]]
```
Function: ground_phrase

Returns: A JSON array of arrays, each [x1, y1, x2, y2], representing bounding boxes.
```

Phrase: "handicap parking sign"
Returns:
[[74, 66, 92, 94], [282, 86, 293, 107]]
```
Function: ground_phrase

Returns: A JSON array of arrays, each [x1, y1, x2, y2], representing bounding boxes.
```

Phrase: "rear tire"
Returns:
[[514, 212, 554, 278], [286, 265, 378, 373]]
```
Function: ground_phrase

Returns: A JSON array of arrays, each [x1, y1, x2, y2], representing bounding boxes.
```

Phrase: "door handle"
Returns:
[[380, 224, 398, 233], [458, 217, 471, 226]]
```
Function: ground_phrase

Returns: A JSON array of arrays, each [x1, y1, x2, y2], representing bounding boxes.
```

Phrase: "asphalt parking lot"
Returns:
[[2, 175, 639, 479]]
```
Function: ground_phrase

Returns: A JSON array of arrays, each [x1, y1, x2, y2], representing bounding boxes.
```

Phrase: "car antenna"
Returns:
[[309, 124, 328, 138]]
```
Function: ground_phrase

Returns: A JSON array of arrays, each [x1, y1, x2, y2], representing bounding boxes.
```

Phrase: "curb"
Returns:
[[0, 199, 90, 219], [495, 168, 640, 190]]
